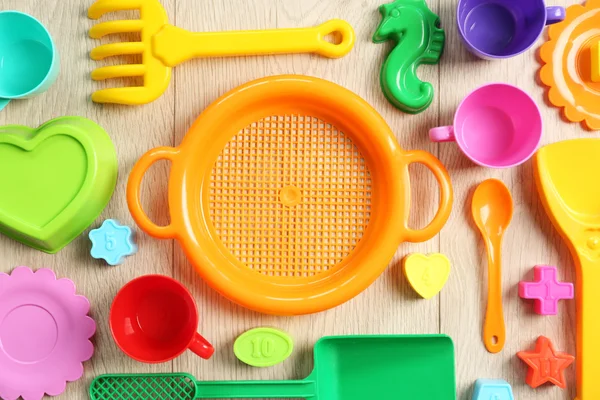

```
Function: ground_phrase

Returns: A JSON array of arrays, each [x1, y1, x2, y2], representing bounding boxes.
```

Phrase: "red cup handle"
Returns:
[[190, 333, 214, 359]]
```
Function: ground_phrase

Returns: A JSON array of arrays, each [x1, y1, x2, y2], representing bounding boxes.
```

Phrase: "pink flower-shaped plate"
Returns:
[[0, 267, 95, 400]]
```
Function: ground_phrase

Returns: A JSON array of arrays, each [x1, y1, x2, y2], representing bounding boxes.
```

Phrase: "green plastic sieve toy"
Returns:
[[90, 335, 456, 399]]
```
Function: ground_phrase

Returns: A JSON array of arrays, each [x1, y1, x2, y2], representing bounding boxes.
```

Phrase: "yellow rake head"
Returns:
[[88, 0, 171, 105]]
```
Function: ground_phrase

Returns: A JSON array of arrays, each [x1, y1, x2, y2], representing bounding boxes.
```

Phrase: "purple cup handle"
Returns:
[[546, 6, 566, 25], [430, 126, 455, 143]]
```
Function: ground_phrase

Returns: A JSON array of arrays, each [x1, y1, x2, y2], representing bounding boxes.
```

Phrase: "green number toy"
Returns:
[[234, 327, 294, 368]]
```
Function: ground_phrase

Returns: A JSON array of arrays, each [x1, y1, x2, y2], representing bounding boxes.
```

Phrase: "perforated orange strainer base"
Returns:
[[209, 114, 372, 278], [127, 75, 453, 315]]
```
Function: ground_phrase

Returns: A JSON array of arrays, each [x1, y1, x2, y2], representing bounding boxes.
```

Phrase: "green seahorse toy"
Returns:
[[373, 0, 445, 114]]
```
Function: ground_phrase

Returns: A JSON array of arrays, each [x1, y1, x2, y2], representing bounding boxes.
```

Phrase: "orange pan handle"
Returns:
[[127, 147, 179, 239], [402, 150, 453, 242]]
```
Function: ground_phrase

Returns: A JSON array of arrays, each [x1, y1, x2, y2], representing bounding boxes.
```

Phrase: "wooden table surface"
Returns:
[[0, 0, 584, 399]]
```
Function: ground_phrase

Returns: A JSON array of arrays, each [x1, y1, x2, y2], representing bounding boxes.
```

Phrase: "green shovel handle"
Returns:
[[195, 379, 316, 398], [90, 373, 317, 400]]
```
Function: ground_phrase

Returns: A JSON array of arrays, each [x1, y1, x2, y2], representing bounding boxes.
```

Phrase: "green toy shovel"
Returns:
[[90, 335, 456, 399]]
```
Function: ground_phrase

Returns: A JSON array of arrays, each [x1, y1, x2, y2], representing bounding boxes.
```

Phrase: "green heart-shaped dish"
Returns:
[[0, 116, 117, 253]]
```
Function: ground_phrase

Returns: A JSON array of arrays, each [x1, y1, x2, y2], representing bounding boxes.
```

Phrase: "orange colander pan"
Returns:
[[127, 75, 453, 315]]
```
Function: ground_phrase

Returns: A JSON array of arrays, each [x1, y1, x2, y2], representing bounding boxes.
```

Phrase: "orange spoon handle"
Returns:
[[576, 258, 600, 400], [483, 238, 505, 353]]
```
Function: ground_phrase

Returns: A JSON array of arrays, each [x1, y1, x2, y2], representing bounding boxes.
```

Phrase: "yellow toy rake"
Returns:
[[88, 0, 355, 105]]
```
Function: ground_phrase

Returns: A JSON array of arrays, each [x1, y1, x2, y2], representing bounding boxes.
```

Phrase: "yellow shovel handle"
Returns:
[[152, 19, 355, 67], [575, 258, 600, 400]]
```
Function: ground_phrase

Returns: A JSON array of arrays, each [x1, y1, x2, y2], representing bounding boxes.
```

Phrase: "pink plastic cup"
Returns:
[[430, 83, 542, 168]]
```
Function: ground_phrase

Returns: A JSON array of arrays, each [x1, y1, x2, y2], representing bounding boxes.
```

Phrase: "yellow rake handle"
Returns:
[[152, 19, 355, 67]]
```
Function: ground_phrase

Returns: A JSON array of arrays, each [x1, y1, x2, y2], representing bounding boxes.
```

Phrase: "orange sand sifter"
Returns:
[[127, 75, 453, 315]]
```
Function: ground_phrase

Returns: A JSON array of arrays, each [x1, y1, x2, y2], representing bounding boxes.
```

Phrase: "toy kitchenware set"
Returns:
[[0, 0, 595, 398]]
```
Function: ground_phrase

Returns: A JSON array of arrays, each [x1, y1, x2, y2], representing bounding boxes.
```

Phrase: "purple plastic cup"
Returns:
[[457, 0, 566, 59]]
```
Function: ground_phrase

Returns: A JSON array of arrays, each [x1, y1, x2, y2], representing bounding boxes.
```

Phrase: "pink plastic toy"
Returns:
[[0, 267, 96, 400], [429, 83, 542, 168], [519, 265, 574, 315]]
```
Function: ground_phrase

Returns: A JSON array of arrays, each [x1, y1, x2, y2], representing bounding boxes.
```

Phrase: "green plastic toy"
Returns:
[[373, 0, 445, 114], [0, 116, 117, 253], [90, 335, 456, 399], [234, 327, 294, 367]]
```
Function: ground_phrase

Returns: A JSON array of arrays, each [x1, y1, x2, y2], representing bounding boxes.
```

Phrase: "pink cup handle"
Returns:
[[429, 126, 455, 142], [546, 6, 566, 25], [189, 333, 215, 359]]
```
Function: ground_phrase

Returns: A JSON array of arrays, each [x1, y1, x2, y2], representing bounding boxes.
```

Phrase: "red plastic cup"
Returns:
[[110, 275, 214, 363]]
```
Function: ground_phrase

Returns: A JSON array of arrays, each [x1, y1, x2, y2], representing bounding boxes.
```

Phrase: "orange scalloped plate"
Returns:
[[539, 0, 600, 130]]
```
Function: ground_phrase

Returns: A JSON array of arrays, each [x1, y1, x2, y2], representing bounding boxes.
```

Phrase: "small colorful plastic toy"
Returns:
[[127, 75, 453, 316], [0, 117, 117, 253], [473, 379, 514, 400], [88, 0, 355, 105], [472, 179, 513, 354], [90, 335, 457, 399], [519, 265, 574, 315], [430, 84, 542, 168], [234, 327, 294, 367], [403, 253, 450, 299], [0, 267, 95, 400], [457, 0, 564, 60], [110, 275, 214, 362], [592, 41, 600, 82], [373, 0, 445, 114], [539, 0, 600, 130], [534, 138, 600, 399], [517, 336, 574, 389], [0, 11, 59, 111], [89, 219, 137, 265]]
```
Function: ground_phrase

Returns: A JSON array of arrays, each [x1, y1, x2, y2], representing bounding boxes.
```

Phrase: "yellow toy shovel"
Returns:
[[534, 139, 600, 400], [88, 0, 355, 105]]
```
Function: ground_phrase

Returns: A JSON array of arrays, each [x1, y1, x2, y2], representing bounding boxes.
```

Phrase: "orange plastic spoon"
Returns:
[[472, 179, 513, 353]]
